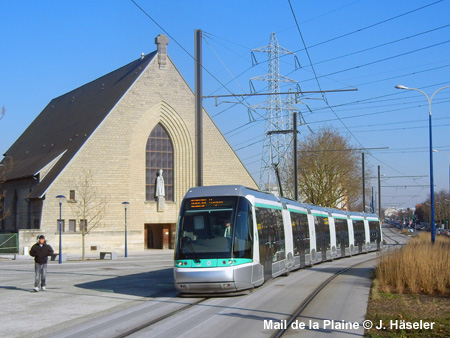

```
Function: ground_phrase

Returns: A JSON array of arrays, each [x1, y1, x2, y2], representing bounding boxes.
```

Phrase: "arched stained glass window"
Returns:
[[146, 124, 174, 201]]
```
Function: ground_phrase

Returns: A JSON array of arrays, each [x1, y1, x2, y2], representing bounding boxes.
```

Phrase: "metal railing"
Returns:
[[0, 233, 18, 254]]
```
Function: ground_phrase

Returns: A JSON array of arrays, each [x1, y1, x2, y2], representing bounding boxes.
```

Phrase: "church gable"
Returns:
[[3, 52, 156, 199]]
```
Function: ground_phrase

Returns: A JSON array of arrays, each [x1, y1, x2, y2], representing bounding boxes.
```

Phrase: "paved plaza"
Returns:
[[0, 251, 175, 338]]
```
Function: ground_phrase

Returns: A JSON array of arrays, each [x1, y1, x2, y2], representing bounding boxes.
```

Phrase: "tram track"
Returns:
[[272, 228, 407, 338], [271, 256, 378, 338], [115, 255, 388, 338], [115, 298, 208, 338], [54, 230, 401, 338]]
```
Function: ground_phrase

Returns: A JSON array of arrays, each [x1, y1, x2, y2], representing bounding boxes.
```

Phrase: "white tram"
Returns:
[[174, 185, 382, 294]]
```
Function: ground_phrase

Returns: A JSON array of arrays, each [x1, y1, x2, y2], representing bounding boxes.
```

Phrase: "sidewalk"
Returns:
[[0, 251, 175, 338], [0, 248, 174, 261]]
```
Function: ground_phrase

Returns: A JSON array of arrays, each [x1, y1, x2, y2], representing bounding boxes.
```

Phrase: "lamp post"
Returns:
[[432, 149, 450, 193], [122, 202, 129, 258], [395, 84, 450, 244], [56, 195, 65, 264]]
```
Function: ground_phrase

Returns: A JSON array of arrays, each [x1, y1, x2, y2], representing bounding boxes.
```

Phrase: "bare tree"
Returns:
[[70, 170, 107, 260], [417, 190, 450, 228], [284, 127, 370, 209]]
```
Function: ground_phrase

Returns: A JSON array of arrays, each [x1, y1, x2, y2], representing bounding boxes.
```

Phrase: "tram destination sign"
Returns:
[[188, 197, 235, 209]]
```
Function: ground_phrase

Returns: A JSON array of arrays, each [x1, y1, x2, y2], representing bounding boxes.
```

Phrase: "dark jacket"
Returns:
[[29, 242, 54, 264]]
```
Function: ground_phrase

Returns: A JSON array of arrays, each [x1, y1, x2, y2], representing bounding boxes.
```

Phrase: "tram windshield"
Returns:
[[176, 196, 253, 260]]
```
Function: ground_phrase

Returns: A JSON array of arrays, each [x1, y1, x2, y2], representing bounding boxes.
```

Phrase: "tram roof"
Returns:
[[183, 185, 379, 219]]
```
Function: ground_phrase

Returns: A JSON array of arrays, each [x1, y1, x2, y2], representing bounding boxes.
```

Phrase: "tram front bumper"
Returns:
[[174, 267, 236, 293]]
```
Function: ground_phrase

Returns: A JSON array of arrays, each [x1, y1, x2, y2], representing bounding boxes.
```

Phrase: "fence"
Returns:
[[0, 233, 19, 254]]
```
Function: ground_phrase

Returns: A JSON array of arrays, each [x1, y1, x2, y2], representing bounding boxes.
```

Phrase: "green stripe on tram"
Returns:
[[174, 258, 253, 268], [255, 202, 282, 210], [287, 208, 307, 214]]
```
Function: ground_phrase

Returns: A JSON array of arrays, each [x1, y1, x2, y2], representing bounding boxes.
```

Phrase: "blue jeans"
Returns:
[[34, 263, 47, 288]]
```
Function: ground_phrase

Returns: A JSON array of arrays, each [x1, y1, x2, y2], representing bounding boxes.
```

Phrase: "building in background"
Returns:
[[0, 34, 257, 254]]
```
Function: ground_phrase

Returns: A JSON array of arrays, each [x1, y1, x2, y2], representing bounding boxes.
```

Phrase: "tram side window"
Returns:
[[290, 212, 310, 255], [369, 221, 380, 244], [353, 220, 365, 245], [334, 218, 349, 249], [233, 198, 253, 259], [314, 215, 331, 251], [255, 207, 285, 262]]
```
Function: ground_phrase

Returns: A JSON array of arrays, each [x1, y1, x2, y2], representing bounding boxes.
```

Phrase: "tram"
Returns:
[[174, 185, 382, 294]]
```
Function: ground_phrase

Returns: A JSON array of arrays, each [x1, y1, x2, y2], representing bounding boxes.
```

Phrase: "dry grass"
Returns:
[[376, 233, 450, 295], [365, 292, 450, 337]]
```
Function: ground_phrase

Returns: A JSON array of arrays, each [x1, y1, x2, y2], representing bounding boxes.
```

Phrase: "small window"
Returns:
[[80, 219, 87, 232], [69, 190, 76, 201], [69, 219, 76, 232], [56, 220, 65, 232]]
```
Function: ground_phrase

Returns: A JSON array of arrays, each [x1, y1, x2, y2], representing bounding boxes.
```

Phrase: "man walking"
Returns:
[[29, 235, 54, 292]]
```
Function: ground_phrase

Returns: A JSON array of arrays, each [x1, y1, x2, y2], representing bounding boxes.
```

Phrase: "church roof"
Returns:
[[2, 51, 156, 199]]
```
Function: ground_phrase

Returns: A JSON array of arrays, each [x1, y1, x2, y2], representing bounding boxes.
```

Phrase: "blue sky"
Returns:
[[1, 0, 450, 210]]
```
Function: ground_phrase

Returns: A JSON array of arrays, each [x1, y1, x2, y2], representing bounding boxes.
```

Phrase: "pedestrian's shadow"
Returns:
[[74, 268, 175, 297], [0, 285, 36, 292]]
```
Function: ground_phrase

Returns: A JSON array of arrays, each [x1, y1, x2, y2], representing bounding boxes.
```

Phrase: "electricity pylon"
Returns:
[[250, 32, 300, 193]]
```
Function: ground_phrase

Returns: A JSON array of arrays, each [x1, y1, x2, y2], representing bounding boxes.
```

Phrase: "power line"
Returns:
[[130, 0, 194, 59], [129, 0, 255, 113], [307, 97, 450, 125], [296, 0, 444, 51], [288, 0, 366, 152], [292, 39, 450, 85], [205, 1, 445, 98], [303, 81, 450, 114], [287, 1, 423, 186], [310, 23, 450, 67]]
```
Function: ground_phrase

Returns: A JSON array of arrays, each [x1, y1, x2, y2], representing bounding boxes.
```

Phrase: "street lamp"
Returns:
[[433, 149, 450, 193], [395, 84, 450, 243], [122, 202, 130, 258], [56, 195, 65, 264]]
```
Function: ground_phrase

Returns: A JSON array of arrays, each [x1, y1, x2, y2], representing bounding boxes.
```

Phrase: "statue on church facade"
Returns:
[[155, 169, 165, 212]]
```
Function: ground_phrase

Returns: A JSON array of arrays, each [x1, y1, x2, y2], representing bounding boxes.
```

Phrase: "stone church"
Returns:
[[0, 34, 257, 255]]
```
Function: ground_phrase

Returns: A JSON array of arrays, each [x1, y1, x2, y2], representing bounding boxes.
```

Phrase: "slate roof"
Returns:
[[1, 51, 156, 199]]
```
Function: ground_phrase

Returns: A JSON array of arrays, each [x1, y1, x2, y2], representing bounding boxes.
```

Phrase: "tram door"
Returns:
[[353, 220, 365, 253], [314, 215, 330, 262], [256, 206, 285, 281], [290, 211, 309, 267], [259, 237, 272, 280], [334, 218, 348, 258]]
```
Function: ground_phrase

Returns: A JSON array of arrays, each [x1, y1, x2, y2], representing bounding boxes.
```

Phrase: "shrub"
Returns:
[[376, 233, 450, 294]]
